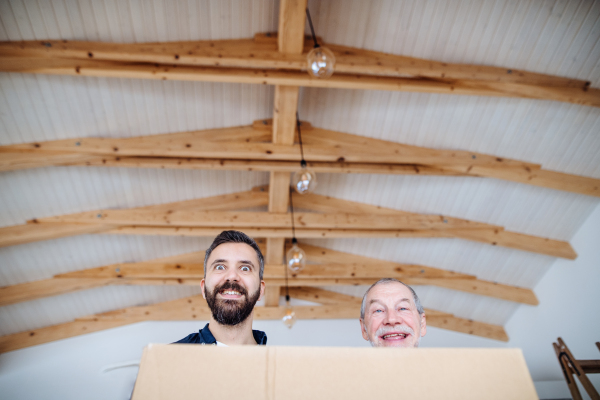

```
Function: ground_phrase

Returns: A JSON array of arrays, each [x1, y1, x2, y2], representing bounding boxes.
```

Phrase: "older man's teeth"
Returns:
[[222, 290, 241, 295], [382, 333, 407, 339]]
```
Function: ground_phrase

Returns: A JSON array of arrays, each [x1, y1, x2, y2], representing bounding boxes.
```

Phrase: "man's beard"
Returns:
[[205, 281, 261, 326]]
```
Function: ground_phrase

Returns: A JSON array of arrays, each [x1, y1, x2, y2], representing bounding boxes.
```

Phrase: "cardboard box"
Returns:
[[132, 345, 538, 400]]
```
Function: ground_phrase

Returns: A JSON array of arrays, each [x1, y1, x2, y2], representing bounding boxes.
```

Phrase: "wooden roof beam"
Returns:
[[14, 154, 597, 199], [0, 222, 113, 249], [0, 35, 586, 88], [0, 238, 537, 306], [10, 124, 528, 166], [0, 278, 112, 307], [0, 250, 207, 307], [299, 243, 538, 305], [0, 187, 268, 248], [0, 196, 575, 258], [36, 209, 497, 231], [0, 36, 597, 107], [57, 259, 536, 305], [288, 287, 508, 341], [1, 274, 536, 307], [104, 225, 574, 259], [0, 288, 508, 353], [2, 122, 598, 197], [291, 191, 577, 260]]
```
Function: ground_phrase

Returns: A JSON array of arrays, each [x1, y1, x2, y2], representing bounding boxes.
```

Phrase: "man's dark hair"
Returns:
[[203, 230, 264, 279]]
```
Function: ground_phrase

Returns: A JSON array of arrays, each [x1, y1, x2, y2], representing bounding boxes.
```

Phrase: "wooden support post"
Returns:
[[264, 0, 307, 307]]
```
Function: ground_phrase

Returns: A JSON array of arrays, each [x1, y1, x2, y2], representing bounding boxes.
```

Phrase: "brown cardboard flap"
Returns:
[[132, 345, 538, 400]]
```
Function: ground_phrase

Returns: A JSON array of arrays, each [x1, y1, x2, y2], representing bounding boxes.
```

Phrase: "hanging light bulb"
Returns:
[[307, 46, 336, 79], [286, 238, 306, 272], [291, 160, 318, 194], [291, 114, 317, 195], [282, 298, 297, 329], [305, 8, 335, 79]]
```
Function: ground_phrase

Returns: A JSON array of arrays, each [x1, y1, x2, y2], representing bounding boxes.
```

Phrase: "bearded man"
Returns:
[[175, 230, 267, 346], [359, 278, 427, 348]]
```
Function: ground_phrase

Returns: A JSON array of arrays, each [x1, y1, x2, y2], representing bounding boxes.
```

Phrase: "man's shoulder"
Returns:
[[173, 324, 267, 345], [252, 329, 268, 345], [173, 323, 216, 344], [173, 332, 207, 344]]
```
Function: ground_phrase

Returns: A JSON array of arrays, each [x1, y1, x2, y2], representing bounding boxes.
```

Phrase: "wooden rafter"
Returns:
[[0, 187, 268, 248], [0, 240, 537, 306], [0, 185, 575, 259], [0, 35, 597, 107], [0, 250, 207, 307], [298, 244, 538, 305], [288, 288, 508, 341], [291, 192, 577, 259], [39, 210, 493, 230], [0, 123, 550, 165], [1, 121, 598, 198], [100, 225, 574, 260], [0, 278, 112, 307], [0, 287, 508, 353], [0, 35, 586, 87], [0, 222, 112, 248]]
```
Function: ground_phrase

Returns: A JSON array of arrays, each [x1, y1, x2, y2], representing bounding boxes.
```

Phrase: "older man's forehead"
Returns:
[[368, 282, 414, 302], [368, 296, 411, 307]]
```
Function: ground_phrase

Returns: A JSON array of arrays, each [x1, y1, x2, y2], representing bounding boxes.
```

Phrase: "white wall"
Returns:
[[414, 202, 600, 398], [505, 201, 600, 398], [1, 204, 598, 400]]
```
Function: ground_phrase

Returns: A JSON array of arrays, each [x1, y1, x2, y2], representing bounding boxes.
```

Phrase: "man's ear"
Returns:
[[420, 313, 427, 337], [258, 280, 266, 301], [200, 279, 206, 300], [360, 319, 369, 341]]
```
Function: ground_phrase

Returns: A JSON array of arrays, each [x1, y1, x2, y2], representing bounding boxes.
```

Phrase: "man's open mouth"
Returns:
[[218, 288, 245, 299], [381, 333, 409, 340]]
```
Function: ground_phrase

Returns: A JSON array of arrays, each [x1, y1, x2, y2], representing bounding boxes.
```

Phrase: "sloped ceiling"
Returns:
[[0, 0, 599, 368]]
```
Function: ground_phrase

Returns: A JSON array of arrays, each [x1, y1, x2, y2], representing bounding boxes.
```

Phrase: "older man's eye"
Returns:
[[374, 309, 383, 313]]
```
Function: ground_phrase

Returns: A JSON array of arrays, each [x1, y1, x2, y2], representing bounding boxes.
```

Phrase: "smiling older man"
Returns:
[[359, 278, 427, 348]]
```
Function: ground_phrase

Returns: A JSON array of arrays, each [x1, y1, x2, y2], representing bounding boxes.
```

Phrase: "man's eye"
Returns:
[[240, 266, 251, 272], [374, 309, 383, 313], [215, 265, 225, 271], [400, 307, 408, 311]]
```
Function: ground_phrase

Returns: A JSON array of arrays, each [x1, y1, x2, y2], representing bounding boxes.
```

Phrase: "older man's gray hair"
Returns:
[[360, 278, 424, 320]]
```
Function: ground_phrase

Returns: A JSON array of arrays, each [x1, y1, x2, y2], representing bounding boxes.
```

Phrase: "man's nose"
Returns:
[[224, 267, 240, 281], [384, 312, 402, 325]]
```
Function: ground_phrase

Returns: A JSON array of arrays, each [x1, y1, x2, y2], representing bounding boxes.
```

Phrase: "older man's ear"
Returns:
[[359, 319, 369, 341]]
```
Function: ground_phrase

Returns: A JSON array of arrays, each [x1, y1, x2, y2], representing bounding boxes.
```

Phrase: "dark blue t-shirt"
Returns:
[[174, 323, 267, 345]]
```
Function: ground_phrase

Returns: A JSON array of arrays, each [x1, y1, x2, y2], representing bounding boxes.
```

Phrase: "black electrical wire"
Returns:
[[285, 186, 297, 301], [306, 8, 319, 48], [296, 112, 307, 168]]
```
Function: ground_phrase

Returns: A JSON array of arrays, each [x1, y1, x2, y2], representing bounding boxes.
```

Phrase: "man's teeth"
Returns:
[[222, 290, 241, 295], [382, 333, 407, 339]]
